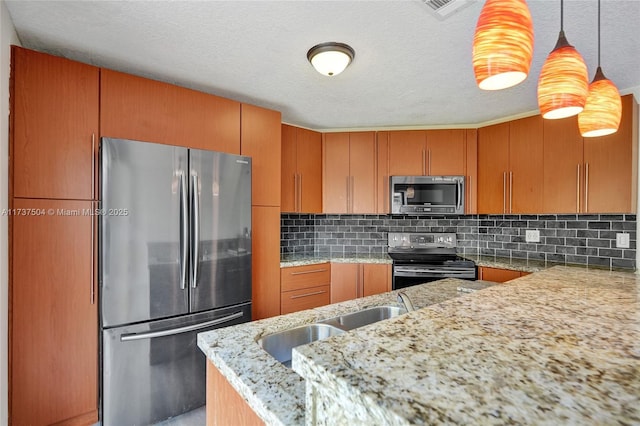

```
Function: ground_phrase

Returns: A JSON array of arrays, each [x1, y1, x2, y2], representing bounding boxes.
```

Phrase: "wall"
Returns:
[[0, 1, 19, 424], [281, 213, 637, 270]]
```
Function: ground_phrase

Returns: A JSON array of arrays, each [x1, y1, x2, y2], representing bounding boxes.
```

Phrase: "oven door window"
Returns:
[[394, 183, 457, 207]]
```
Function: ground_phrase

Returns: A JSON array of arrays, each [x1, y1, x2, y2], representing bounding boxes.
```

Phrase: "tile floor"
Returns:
[[153, 406, 206, 426]]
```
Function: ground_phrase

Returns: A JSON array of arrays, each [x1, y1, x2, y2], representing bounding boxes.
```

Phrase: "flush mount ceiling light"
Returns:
[[472, 0, 534, 91], [578, 0, 622, 137], [537, 0, 589, 119], [307, 42, 355, 77]]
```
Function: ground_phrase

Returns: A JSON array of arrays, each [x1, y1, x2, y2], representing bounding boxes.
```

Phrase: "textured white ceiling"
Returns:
[[5, 0, 640, 130]]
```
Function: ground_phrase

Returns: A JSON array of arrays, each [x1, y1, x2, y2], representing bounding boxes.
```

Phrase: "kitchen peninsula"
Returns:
[[198, 266, 639, 425]]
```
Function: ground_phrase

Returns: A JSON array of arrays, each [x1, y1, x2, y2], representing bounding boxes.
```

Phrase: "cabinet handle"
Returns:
[[91, 200, 95, 305], [350, 176, 355, 213], [290, 268, 328, 276], [293, 174, 298, 212], [509, 171, 513, 214], [422, 150, 426, 175], [428, 149, 432, 176], [290, 290, 327, 299], [503, 172, 507, 214], [468, 175, 472, 214], [585, 163, 589, 213], [299, 174, 303, 212], [346, 176, 350, 213], [91, 133, 95, 200], [576, 164, 581, 213]]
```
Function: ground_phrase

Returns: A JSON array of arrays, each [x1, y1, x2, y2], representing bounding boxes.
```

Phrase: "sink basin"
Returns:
[[257, 323, 344, 368], [321, 305, 407, 331]]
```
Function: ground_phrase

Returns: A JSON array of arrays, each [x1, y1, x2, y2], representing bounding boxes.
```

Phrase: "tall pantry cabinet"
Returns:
[[10, 47, 100, 425]]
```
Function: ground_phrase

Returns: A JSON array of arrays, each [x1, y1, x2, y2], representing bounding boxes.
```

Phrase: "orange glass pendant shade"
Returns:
[[472, 0, 534, 90], [578, 67, 622, 137], [537, 31, 589, 119]]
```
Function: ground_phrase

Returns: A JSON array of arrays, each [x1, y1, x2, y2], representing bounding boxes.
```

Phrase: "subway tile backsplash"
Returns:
[[280, 213, 637, 270]]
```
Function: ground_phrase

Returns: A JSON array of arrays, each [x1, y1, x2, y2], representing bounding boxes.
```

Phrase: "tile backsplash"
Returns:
[[280, 213, 637, 270]]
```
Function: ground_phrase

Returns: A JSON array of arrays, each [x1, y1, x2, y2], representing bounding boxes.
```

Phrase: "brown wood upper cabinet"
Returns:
[[477, 116, 543, 214], [281, 124, 323, 213], [11, 47, 99, 200], [388, 130, 466, 176], [330, 263, 391, 304], [11, 198, 98, 426], [100, 68, 241, 153], [323, 132, 376, 213], [241, 104, 281, 207]]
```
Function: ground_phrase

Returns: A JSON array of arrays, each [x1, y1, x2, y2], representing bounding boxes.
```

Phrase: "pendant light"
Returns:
[[307, 42, 355, 77], [537, 0, 589, 119], [472, 0, 534, 91], [578, 0, 622, 137]]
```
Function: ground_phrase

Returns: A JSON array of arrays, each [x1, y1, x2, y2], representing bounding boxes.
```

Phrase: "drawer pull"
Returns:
[[290, 290, 327, 299], [290, 268, 327, 276]]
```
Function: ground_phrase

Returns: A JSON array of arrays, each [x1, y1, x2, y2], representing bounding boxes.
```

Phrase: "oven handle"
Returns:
[[394, 268, 476, 277]]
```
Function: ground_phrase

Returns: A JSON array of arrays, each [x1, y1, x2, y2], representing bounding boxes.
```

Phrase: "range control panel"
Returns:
[[388, 232, 457, 249]]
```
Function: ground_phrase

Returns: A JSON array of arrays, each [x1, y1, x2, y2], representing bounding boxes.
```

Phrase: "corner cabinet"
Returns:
[[11, 199, 98, 425], [323, 132, 376, 213], [281, 124, 322, 213]]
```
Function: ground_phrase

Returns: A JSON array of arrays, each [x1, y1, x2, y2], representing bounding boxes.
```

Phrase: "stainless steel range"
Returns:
[[388, 232, 477, 290]]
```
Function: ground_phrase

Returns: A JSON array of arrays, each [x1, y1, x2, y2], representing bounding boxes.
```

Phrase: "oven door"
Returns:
[[392, 264, 477, 290]]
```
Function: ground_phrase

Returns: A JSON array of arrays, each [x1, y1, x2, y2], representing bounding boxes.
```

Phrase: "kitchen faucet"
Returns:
[[397, 291, 416, 312]]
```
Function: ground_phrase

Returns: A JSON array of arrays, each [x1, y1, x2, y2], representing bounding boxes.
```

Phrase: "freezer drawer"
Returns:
[[102, 303, 251, 426]]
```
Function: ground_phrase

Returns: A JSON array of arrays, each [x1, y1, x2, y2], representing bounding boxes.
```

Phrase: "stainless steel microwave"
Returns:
[[390, 176, 465, 215]]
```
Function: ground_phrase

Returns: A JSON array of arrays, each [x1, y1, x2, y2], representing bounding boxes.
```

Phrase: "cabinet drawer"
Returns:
[[280, 285, 330, 315], [281, 263, 331, 292]]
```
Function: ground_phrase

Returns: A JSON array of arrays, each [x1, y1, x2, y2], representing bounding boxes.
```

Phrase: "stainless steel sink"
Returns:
[[257, 323, 345, 368], [321, 305, 407, 331]]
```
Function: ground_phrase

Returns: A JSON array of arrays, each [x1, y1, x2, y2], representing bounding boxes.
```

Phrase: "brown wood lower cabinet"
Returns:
[[11, 198, 97, 425], [207, 361, 264, 426], [280, 263, 331, 314], [331, 263, 391, 304], [478, 266, 526, 283]]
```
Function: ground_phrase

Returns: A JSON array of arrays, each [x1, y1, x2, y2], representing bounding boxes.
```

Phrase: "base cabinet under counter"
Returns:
[[280, 263, 331, 314], [478, 266, 529, 283]]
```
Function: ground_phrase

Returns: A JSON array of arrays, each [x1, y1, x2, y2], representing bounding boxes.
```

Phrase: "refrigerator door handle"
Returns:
[[120, 311, 244, 342], [191, 173, 200, 288], [180, 172, 188, 290]]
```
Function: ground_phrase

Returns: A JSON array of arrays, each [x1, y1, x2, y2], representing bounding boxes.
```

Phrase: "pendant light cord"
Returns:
[[597, 0, 601, 67], [560, 0, 564, 30]]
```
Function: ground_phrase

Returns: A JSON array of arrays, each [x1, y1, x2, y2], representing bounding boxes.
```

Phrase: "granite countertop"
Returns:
[[280, 253, 392, 268], [293, 266, 640, 425], [197, 279, 493, 426]]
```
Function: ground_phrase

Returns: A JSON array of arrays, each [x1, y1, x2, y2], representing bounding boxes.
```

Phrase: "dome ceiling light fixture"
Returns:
[[578, 0, 622, 138], [472, 0, 534, 91], [307, 42, 355, 77], [537, 0, 589, 119]]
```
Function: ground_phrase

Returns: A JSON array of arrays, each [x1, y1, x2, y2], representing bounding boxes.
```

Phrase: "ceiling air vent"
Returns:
[[421, 0, 476, 20]]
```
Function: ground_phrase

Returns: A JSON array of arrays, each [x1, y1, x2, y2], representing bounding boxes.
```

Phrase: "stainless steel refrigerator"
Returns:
[[99, 138, 252, 426]]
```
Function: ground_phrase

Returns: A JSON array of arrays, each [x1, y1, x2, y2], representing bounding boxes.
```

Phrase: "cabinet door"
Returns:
[[251, 206, 281, 320], [11, 199, 97, 425], [12, 47, 99, 200], [583, 94, 638, 213], [426, 129, 466, 175], [509, 115, 543, 213], [330, 263, 358, 303], [477, 123, 510, 214], [376, 132, 390, 214], [543, 116, 584, 213], [479, 266, 522, 283], [296, 127, 323, 213], [349, 132, 376, 213], [100, 69, 240, 153], [362, 264, 391, 297], [241, 104, 282, 207], [323, 133, 350, 213], [465, 129, 478, 214], [388, 131, 426, 176], [281, 124, 297, 212]]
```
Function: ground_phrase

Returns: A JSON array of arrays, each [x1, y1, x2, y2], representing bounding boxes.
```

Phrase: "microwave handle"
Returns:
[[456, 179, 462, 211]]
